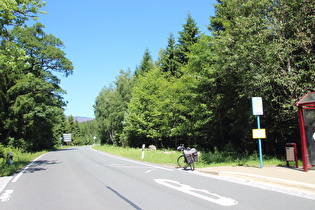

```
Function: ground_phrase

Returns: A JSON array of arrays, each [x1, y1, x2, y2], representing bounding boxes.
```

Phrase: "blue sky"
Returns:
[[37, 0, 217, 118]]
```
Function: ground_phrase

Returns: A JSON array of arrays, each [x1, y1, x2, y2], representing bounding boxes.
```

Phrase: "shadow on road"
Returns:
[[17, 159, 62, 174]]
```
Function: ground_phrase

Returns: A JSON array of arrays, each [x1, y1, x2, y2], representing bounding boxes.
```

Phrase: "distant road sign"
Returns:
[[63, 134, 72, 142]]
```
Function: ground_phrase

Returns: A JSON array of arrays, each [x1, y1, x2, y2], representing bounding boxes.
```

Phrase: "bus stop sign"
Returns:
[[252, 97, 263, 115]]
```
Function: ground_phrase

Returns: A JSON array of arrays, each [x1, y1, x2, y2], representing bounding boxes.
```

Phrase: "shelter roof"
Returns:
[[295, 92, 315, 106]]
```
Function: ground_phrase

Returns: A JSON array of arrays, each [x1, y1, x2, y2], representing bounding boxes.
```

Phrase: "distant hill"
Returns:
[[72, 116, 95, 123]]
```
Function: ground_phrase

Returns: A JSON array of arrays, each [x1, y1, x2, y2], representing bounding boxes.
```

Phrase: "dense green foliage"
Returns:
[[0, 0, 73, 151], [94, 70, 134, 145], [64, 116, 98, 146], [94, 0, 315, 157]]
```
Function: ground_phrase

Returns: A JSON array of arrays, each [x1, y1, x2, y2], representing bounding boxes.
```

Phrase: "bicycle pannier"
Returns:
[[185, 154, 194, 164], [191, 148, 198, 162]]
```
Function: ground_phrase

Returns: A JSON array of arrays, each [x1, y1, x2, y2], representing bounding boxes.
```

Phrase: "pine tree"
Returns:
[[159, 33, 181, 77], [177, 13, 201, 65], [135, 48, 155, 77]]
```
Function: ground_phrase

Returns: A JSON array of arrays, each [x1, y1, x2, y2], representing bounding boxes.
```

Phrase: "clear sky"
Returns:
[[37, 0, 217, 118]]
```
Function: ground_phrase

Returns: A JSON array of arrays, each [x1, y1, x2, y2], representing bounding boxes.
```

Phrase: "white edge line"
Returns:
[[12, 154, 45, 183], [89, 146, 173, 171]]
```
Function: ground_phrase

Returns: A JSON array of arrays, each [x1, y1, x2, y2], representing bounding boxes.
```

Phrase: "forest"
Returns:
[[0, 1, 96, 151], [94, 0, 315, 156], [1, 0, 315, 157]]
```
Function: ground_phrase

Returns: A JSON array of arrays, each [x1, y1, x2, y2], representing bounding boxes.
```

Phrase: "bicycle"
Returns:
[[177, 144, 198, 170]]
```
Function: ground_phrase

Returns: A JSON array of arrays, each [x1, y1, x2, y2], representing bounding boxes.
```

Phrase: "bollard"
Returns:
[[9, 151, 13, 165], [141, 144, 145, 159]]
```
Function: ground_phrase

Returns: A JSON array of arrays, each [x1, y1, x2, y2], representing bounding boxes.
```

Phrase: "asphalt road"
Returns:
[[1, 146, 315, 209]]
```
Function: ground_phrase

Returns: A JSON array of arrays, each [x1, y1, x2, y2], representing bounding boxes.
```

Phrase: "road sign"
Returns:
[[63, 133, 72, 142], [252, 129, 266, 139], [252, 97, 264, 168], [252, 97, 263, 115]]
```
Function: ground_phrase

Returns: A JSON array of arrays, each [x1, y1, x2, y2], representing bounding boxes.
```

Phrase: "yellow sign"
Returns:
[[252, 129, 266, 139]]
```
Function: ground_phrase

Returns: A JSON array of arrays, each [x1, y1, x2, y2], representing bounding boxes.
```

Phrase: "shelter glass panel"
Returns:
[[303, 109, 315, 165]]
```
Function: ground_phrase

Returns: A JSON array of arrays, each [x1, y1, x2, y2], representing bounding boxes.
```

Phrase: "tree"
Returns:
[[94, 70, 134, 145], [177, 13, 201, 65], [123, 68, 174, 147], [64, 116, 81, 145], [208, 0, 315, 153], [0, 22, 73, 150], [78, 120, 97, 145], [135, 48, 155, 77], [1, 0, 46, 148], [0, 0, 46, 36], [158, 33, 181, 77]]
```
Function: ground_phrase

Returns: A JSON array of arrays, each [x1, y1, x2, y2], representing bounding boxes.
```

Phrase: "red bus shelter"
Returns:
[[295, 92, 315, 172]]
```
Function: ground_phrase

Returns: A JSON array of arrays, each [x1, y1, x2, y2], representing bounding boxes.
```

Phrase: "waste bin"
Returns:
[[285, 143, 298, 168]]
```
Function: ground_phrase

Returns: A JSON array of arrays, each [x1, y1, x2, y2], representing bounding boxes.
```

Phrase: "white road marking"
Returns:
[[0, 190, 13, 202], [145, 169, 155, 173], [90, 146, 173, 171], [154, 179, 238, 206], [12, 154, 45, 183]]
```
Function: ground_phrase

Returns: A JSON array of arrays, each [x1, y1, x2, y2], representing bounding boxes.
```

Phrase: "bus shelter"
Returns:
[[295, 92, 315, 172]]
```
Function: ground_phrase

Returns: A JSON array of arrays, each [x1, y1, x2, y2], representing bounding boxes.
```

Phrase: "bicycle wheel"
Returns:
[[177, 155, 188, 169]]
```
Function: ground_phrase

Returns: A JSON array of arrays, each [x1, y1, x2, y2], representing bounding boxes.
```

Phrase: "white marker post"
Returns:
[[9, 151, 13, 165], [141, 144, 145, 160], [252, 97, 264, 168], [93, 136, 96, 147], [59, 137, 63, 148]]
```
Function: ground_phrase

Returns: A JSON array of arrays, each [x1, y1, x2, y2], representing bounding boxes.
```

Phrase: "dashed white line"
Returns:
[[145, 169, 156, 173]]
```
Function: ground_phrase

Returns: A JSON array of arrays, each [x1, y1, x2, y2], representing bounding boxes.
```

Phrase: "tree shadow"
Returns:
[[17, 159, 62, 174], [52, 147, 79, 152]]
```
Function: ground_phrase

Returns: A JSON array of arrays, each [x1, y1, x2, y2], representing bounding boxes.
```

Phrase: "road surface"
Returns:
[[1, 146, 315, 209]]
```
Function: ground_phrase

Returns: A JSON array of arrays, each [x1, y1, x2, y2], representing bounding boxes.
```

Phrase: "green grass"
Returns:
[[0, 147, 46, 177], [93, 144, 291, 168], [93, 145, 181, 166]]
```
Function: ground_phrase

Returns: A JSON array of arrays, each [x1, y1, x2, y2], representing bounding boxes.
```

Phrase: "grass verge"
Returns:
[[93, 144, 293, 168], [0, 147, 46, 177]]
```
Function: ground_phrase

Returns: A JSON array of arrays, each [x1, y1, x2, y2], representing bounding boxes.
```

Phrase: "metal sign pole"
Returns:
[[252, 97, 264, 168], [256, 115, 263, 168]]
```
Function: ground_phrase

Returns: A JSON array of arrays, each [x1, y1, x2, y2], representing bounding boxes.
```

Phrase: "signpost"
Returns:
[[63, 134, 72, 145], [252, 97, 265, 168]]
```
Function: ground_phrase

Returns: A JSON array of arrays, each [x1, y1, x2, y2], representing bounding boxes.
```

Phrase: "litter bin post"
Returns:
[[285, 143, 298, 168]]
